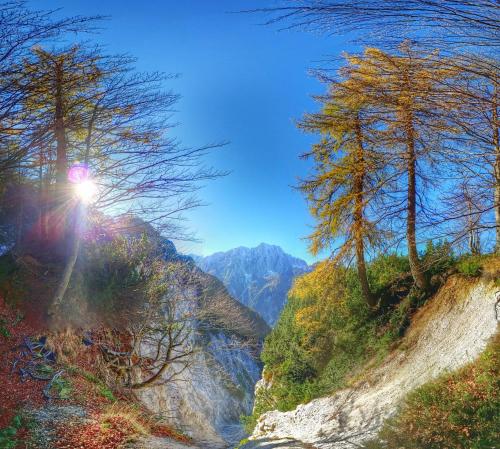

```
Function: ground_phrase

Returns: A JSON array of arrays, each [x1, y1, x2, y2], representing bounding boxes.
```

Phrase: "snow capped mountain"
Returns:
[[193, 243, 310, 326]]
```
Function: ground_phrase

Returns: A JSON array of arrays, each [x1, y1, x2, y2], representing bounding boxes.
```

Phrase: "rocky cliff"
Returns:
[[244, 272, 500, 449], [137, 331, 262, 448], [137, 238, 269, 448], [193, 243, 310, 326]]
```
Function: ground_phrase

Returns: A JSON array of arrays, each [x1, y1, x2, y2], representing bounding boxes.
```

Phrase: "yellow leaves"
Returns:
[[119, 129, 133, 140], [290, 260, 342, 303], [295, 306, 322, 332]]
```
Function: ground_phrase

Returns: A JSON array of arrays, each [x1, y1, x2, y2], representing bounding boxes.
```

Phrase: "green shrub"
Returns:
[[99, 386, 116, 402], [240, 413, 257, 435], [456, 255, 484, 277], [235, 438, 249, 449], [421, 240, 455, 277], [368, 254, 410, 294], [80, 369, 100, 384], [53, 377, 72, 399], [365, 333, 500, 449], [80, 233, 163, 315], [0, 414, 24, 449], [77, 368, 116, 401], [0, 253, 17, 285], [0, 317, 10, 338]]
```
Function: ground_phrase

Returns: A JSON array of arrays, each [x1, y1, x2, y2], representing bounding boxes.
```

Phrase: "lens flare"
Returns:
[[68, 163, 89, 184], [74, 180, 98, 204]]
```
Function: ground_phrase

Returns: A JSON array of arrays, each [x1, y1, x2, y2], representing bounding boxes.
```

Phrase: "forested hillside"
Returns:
[[245, 260, 499, 449], [246, 252, 498, 426]]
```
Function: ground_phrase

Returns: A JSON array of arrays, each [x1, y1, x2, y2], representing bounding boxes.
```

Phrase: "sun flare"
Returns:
[[74, 179, 98, 204]]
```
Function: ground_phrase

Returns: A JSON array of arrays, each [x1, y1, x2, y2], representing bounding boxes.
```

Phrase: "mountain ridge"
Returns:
[[192, 243, 311, 326]]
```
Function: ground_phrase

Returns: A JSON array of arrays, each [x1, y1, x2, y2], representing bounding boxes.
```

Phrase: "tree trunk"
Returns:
[[405, 111, 428, 290], [48, 203, 82, 317], [354, 115, 376, 307], [54, 62, 68, 187], [464, 188, 481, 255], [49, 80, 97, 317], [493, 82, 500, 255]]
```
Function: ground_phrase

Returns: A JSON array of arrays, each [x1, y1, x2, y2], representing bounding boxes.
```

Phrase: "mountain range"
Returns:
[[193, 243, 310, 326]]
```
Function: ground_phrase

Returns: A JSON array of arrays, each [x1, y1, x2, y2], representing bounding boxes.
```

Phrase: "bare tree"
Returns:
[[95, 262, 197, 390], [0, 1, 100, 178], [92, 257, 262, 390], [420, 54, 500, 253], [252, 1, 499, 53], [13, 44, 224, 314], [450, 181, 483, 255]]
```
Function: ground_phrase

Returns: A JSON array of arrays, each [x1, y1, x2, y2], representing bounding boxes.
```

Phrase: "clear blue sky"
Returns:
[[41, 0, 353, 263]]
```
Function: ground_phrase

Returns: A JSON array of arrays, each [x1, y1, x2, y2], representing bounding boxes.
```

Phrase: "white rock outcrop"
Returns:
[[248, 276, 499, 449], [137, 331, 262, 449]]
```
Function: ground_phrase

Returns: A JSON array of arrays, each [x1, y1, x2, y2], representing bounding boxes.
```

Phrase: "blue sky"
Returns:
[[41, 0, 352, 263]]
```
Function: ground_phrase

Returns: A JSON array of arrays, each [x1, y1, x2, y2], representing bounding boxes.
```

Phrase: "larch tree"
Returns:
[[298, 79, 382, 306], [255, 1, 500, 254], [341, 46, 458, 289]]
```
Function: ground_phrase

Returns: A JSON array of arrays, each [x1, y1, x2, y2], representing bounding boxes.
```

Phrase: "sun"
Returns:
[[74, 179, 98, 204]]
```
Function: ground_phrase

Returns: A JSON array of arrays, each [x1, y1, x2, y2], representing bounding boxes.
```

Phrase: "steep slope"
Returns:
[[244, 272, 499, 449], [137, 272, 269, 448], [0, 218, 270, 449], [193, 243, 310, 326]]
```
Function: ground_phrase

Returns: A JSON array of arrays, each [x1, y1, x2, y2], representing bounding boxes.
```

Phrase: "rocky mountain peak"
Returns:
[[193, 243, 310, 326]]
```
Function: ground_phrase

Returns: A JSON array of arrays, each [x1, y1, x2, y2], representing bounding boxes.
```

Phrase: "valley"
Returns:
[[0, 2, 498, 449]]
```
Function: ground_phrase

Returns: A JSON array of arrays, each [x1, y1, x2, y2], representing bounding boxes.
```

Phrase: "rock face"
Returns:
[[136, 238, 269, 449], [137, 331, 262, 448], [245, 275, 500, 449], [193, 243, 310, 326]]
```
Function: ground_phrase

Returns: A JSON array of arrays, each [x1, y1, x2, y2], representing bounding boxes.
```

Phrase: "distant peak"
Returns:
[[256, 242, 281, 250], [192, 242, 311, 326], [197, 243, 310, 267]]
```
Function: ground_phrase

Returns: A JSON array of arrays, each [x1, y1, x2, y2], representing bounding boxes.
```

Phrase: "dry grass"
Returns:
[[99, 403, 151, 436], [45, 327, 84, 364], [481, 255, 500, 280]]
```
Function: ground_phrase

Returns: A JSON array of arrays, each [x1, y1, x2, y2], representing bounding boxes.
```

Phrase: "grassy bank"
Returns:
[[366, 332, 499, 449]]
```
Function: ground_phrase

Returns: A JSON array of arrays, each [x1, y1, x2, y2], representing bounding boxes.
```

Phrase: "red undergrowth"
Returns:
[[55, 414, 137, 449], [0, 297, 44, 429], [1, 298, 192, 448], [152, 424, 192, 443]]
